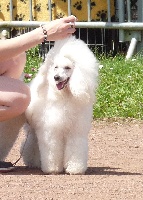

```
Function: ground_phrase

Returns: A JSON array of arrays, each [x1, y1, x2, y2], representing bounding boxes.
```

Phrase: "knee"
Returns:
[[13, 52, 27, 78], [14, 84, 31, 115], [20, 85, 31, 112]]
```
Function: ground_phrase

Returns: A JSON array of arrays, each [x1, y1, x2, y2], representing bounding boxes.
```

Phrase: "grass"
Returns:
[[24, 47, 143, 120], [93, 54, 143, 120]]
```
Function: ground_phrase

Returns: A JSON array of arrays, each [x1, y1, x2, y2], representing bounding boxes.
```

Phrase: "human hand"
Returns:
[[43, 15, 77, 41]]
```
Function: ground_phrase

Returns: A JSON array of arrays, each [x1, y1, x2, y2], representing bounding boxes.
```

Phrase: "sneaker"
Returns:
[[0, 161, 15, 173]]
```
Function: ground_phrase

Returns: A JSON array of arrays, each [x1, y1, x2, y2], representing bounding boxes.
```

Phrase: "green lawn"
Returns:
[[93, 54, 143, 119]]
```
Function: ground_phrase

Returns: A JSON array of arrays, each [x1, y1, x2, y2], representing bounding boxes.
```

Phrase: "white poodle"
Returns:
[[22, 36, 99, 174]]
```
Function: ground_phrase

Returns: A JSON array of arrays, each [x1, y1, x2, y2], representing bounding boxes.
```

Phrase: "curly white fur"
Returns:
[[22, 36, 99, 174]]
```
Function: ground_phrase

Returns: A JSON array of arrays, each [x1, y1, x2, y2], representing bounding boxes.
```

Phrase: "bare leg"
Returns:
[[0, 52, 31, 121], [0, 113, 26, 160], [0, 52, 30, 160], [0, 76, 30, 121]]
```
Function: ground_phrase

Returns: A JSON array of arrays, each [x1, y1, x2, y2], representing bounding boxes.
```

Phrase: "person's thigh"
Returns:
[[0, 52, 26, 79], [0, 76, 30, 121]]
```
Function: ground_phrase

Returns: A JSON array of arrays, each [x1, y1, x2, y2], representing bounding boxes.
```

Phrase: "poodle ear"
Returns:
[[35, 46, 56, 96], [59, 36, 99, 103], [36, 64, 49, 97], [30, 55, 53, 98], [69, 61, 98, 104]]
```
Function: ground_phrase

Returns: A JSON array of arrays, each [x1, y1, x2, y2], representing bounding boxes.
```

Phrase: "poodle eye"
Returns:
[[54, 66, 58, 69], [65, 66, 71, 70]]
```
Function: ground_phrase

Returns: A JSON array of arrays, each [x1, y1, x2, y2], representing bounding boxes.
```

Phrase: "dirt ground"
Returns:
[[1, 119, 143, 200]]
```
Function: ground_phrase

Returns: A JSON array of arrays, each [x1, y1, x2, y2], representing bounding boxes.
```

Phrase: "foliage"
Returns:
[[24, 46, 42, 83]]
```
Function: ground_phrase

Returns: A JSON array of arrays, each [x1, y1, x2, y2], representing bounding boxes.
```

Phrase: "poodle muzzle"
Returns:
[[54, 75, 70, 90]]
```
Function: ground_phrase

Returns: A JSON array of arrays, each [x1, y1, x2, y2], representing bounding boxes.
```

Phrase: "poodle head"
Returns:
[[51, 55, 74, 90], [45, 36, 99, 104]]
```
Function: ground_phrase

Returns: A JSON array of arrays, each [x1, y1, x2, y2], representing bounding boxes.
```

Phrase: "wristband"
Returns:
[[40, 24, 47, 43]]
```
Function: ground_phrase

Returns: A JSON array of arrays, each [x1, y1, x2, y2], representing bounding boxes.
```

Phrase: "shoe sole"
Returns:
[[0, 166, 15, 173]]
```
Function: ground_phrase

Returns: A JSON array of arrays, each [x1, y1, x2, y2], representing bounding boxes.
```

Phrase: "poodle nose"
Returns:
[[54, 75, 60, 81]]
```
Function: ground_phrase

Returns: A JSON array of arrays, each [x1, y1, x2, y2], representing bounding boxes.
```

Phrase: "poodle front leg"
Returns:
[[64, 133, 88, 175], [37, 129, 64, 174], [21, 124, 41, 168]]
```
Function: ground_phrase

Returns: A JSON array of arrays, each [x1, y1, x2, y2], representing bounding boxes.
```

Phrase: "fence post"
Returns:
[[137, 0, 143, 53], [29, 0, 33, 21], [117, 0, 125, 42], [10, 0, 13, 21]]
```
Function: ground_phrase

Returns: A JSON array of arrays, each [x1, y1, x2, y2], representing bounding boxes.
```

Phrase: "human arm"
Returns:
[[0, 15, 77, 61]]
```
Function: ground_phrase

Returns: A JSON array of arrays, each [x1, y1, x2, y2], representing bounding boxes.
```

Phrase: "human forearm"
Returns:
[[0, 27, 44, 61]]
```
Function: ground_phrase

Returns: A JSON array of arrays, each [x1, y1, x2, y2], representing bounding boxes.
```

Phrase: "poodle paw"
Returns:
[[65, 163, 87, 175]]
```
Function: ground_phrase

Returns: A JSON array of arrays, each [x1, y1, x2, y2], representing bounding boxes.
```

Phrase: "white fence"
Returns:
[[0, 0, 142, 58]]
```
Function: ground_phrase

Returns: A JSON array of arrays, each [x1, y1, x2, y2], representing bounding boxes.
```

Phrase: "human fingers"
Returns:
[[66, 25, 76, 33], [65, 15, 77, 30], [55, 17, 76, 33], [68, 22, 75, 29], [63, 15, 77, 23], [43, 16, 77, 41], [58, 22, 76, 36]]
